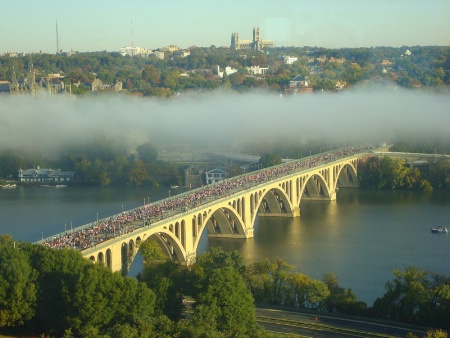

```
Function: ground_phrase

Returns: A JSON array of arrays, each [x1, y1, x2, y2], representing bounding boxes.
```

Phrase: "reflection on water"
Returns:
[[1, 185, 449, 305], [201, 188, 450, 305]]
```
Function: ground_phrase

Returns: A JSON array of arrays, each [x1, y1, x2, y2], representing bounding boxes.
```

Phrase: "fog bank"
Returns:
[[0, 88, 448, 154]]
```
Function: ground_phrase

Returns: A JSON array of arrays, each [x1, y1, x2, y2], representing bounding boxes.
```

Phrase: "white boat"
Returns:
[[55, 184, 67, 188], [1, 184, 17, 189], [431, 226, 448, 233]]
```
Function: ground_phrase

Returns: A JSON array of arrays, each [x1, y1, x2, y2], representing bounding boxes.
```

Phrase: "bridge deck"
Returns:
[[39, 145, 378, 252]]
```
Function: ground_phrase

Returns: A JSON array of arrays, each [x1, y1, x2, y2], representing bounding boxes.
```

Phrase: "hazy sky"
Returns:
[[2, 0, 449, 53]]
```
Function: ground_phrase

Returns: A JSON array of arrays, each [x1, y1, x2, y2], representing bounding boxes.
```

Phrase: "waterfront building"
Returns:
[[18, 166, 75, 183], [285, 75, 313, 94], [205, 167, 227, 184], [231, 27, 274, 51]]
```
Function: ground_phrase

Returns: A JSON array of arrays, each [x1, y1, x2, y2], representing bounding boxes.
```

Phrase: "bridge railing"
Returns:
[[36, 144, 383, 248]]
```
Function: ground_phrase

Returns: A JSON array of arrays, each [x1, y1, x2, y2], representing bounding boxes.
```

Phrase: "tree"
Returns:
[[139, 240, 167, 266], [429, 160, 450, 189], [140, 260, 187, 321], [246, 258, 294, 305], [372, 267, 432, 325], [322, 272, 365, 315], [191, 247, 246, 297], [0, 240, 37, 327], [191, 266, 258, 337], [286, 273, 311, 308], [136, 142, 158, 164], [128, 160, 149, 187], [259, 153, 282, 168], [142, 65, 161, 86]]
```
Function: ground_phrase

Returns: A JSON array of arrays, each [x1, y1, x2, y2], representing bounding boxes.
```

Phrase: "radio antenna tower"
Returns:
[[56, 20, 61, 54], [130, 19, 134, 47], [56, 20, 59, 54]]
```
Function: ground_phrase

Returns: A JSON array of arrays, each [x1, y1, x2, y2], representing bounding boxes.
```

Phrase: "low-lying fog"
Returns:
[[0, 88, 449, 154]]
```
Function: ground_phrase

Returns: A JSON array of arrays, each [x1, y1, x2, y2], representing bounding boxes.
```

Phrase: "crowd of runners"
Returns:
[[42, 145, 374, 250]]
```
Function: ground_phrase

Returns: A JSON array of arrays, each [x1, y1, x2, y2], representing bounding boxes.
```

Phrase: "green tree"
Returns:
[[372, 267, 432, 325], [140, 260, 187, 321], [0, 240, 37, 327], [128, 160, 149, 187], [191, 266, 258, 337], [139, 240, 167, 266], [285, 273, 311, 308], [259, 153, 282, 168], [247, 258, 294, 305], [142, 65, 161, 86], [429, 160, 450, 189], [136, 142, 158, 164], [323, 272, 365, 315]]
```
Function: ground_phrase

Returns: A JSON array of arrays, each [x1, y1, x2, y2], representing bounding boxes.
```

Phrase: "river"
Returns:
[[1, 185, 449, 305]]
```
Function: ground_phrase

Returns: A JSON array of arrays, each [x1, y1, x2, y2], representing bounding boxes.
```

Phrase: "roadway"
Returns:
[[255, 308, 427, 337]]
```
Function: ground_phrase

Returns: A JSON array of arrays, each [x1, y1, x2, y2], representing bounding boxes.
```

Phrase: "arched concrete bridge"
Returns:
[[80, 148, 381, 274]]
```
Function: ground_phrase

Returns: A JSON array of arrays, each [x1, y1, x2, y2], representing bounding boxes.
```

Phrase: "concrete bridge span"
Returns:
[[79, 153, 364, 274]]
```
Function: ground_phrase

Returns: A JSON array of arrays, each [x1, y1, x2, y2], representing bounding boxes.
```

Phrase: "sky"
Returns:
[[1, 0, 449, 53]]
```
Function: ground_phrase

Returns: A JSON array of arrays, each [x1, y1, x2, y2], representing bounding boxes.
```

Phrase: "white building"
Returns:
[[205, 167, 227, 184], [119, 46, 153, 57], [217, 65, 238, 79], [283, 56, 298, 64], [18, 166, 75, 183], [154, 51, 165, 59], [247, 66, 269, 75]]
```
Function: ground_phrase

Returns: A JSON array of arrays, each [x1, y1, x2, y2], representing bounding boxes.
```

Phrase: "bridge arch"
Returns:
[[334, 161, 358, 190], [256, 186, 294, 218], [299, 173, 331, 200], [191, 205, 245, 255]]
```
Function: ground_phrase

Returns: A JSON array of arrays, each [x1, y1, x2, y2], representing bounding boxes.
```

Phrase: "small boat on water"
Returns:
[[431, 226, 448, 233], [170, 185, 179, 189], [1, 184, 17, 189], [55, 184, 67, 188]]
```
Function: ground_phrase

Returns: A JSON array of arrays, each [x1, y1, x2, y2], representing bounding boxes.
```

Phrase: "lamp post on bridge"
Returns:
[[169, 190, 171, 198], [41, 232, 43, 241], [70, 222, 72, 234], [97, 212, 98, 225]]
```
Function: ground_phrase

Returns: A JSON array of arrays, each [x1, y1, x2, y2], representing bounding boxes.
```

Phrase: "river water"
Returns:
[[1, 185, 449, 305]]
